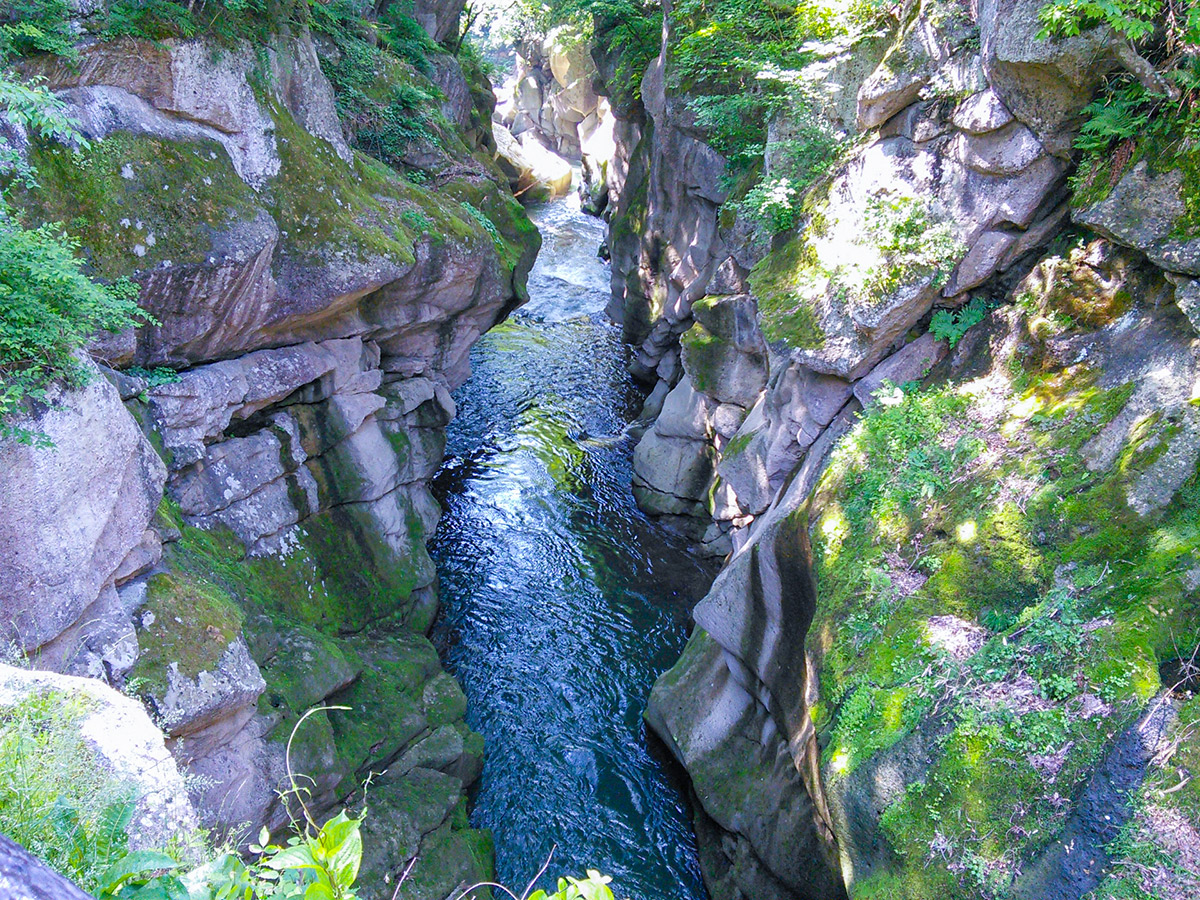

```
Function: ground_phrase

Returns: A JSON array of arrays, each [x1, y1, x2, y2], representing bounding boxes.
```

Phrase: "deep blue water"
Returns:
[[429, 195, 712, 900]]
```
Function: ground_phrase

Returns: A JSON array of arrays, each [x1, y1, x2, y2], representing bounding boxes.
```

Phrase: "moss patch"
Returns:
[[9, 132, 262, 279], [808, 290, 1200, 893], [748, 236, 827, 348], [129, 572, 244, 693]]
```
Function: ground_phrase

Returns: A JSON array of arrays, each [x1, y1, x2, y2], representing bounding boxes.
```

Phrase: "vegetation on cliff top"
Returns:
[[1049, 1, 1200, 233]]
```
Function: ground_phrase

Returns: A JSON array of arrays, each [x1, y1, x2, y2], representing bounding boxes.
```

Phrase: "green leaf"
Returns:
[[315, 811, 363, 888], [303, 882, 337, 900], [263, 843, 321, 871], [99, 850, 181, 893]]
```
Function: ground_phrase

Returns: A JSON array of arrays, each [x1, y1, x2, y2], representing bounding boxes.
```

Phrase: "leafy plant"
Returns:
[[740, 176, 803, 233], [0, 72, 150, 445], [1037, 0, 1188, 42], [308, 0, 446, 168], [929, 297, 991, 348], [861, 192, 963, 297], [93, 708, 367, 900], [526, 870, 615, 900], [450, 860, 615, 900], [100, 0, 310, 44], [0, 691, 140, 892], [0, 0, 75, 61]]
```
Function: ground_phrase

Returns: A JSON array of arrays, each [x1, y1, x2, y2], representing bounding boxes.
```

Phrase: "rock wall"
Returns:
[[0, 17, 537, 900], [596, 0, 1200, 898], [494, 26, 616, 207]]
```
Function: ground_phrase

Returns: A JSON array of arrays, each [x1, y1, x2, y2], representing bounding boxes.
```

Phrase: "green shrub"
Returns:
[[558, 0, 661, 107], [0, 0, 74, 61], [669, 0, 844, 170], [0, 73, 149, 445], [1042, 3, 1200, 234], [100, 0, 309, 44], [0, 218, 145, 444], [379, 3, 439, 77], [308, 0, 446, 168], [734, 101, 841, 233], [101, 0, 202, 40]]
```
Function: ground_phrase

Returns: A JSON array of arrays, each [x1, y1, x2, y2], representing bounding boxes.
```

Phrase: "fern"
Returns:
[[1075, 82, 1154, 153], [929, 298, 991, 348]]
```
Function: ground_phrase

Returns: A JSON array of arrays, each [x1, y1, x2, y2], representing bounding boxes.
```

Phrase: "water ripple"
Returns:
[[429, 198, 714, 900]]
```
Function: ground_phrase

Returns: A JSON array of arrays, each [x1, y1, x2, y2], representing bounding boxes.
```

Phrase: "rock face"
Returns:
[[493, 121, 575, 200], [499, 27, 608, 161], [0, 357, 165, 679], [595, 0, 1200, 898], [0, 19, 537, 899]]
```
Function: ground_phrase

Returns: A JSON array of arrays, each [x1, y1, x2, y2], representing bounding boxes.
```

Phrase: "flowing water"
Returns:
[[429, 192, 713, 900]]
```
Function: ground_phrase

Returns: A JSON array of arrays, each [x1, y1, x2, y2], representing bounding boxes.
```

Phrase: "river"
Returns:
[[428, 192, 713, 900]]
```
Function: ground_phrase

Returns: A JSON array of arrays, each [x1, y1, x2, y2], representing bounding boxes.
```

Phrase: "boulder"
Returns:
[[1174, 278, 1200, 334], [852, 332, 948, 407], [493, 122, 574, 200], [0, 663, 198, 849], [979, 0, 1119, 155], [1074, 161, 1200, 277]]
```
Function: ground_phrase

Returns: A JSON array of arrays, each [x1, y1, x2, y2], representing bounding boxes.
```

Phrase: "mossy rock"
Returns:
[[806, 278, 1200, 894], [325, 631, 448, 781], [747, 236, 827, 349], [162, 495, 432, 636], [129, 572, 244, 694], [9, 132, 263, 280]]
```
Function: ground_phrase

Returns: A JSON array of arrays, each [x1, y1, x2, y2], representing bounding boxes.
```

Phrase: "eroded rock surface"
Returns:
[[0, 19, 538, 897]]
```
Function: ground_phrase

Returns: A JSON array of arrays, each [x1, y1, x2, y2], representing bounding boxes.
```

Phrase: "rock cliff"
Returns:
[[0, 6, 538, 897], [587, 0, 1200, 897]]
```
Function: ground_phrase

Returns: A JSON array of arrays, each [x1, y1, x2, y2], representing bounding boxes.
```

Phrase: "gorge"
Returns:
[[0, 0, 1198, 899]]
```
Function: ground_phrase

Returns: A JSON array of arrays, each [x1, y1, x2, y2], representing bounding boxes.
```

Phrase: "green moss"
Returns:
[[129, 572, 244, 693], [436, 176, 540, 279], [925, 502, 1047, 614], [325, 631, 445, 779], [162, 494, 429, 637], [9, 132, 261, 279], [808, 280, 1200, 892], [748, 236, 827, 348], [680, 322, 723, 394], [265, 103, 416, 266]]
